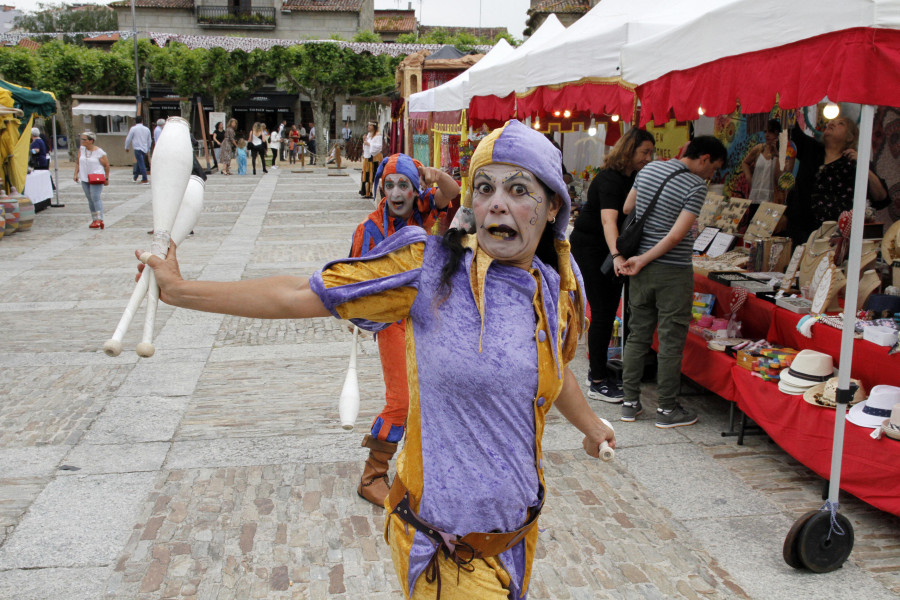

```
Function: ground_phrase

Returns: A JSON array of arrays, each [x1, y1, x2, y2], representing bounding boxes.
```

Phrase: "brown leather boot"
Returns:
[[357, 434, 398, 508]]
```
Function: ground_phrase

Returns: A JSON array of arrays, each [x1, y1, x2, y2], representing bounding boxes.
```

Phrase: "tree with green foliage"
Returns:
[[396, 29, 519, 50], [31, 41, 134, 160], [267, 42, 396, 165], [0, 45, 39, 89], [13, 3, 118, 45]]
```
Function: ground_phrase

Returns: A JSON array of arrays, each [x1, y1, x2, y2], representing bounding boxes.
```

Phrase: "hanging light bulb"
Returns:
[[533, 119, 541, 130], [698, 107, 705, 116], [553, 110, 561, 117], [563, 109, 571, 118], [823, 102, 840, 119], [587, 117, 597, 137], [610, 114, 620, 122]]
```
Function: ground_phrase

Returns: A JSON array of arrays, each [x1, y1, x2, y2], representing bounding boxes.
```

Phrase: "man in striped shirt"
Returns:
[[614, 136, 727, 428]]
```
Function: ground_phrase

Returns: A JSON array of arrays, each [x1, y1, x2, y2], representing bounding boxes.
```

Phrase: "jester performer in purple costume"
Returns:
[[137, 119, 616, 599]]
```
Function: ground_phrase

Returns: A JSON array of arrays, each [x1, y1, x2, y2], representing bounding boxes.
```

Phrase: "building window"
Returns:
[[91, 115, 129, 134]]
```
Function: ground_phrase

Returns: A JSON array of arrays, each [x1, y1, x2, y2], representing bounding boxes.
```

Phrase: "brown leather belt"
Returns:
[[387, 477, 542, 563]]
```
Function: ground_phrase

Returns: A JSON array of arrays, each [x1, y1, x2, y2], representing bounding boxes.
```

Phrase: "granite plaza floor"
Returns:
[[0, 164, 898, 599]]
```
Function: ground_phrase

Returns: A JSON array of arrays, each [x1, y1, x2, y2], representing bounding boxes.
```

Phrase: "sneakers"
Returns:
[[588, 379, 624, 403], [621, 400, 643, 422], [655, 404, 698, 429]]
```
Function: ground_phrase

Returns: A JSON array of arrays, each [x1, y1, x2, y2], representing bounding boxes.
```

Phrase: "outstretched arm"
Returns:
[[137, 243, 331, 319], [554, 367, 616, 458], [419, 165, 459, 209]]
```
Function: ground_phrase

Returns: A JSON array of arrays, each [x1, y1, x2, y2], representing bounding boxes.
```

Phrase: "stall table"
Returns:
[[732, 366, 900, 517]]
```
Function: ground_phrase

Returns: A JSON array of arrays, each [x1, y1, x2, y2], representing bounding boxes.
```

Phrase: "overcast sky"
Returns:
[[11, 0, 532, 39]]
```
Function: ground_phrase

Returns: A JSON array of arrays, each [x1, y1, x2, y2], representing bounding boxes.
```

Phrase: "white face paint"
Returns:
[[471, 164, 560, 270], [383, 173, 417, 219]]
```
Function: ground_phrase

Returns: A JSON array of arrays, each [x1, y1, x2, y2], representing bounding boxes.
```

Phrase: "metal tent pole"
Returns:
[[827, 103, 875, 503], [50, 115, 63, 207]]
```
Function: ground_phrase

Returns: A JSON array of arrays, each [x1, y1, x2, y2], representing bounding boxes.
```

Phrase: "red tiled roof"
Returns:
[[281, 0, 364, 12], [374, 9, 416, 33], [17, 38, 40, 50], [108, 0, 193, 8], [84, 33, 121, 42], [530, 0, 589, 13]]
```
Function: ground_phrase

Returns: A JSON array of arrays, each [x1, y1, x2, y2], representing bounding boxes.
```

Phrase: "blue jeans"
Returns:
[[81, 181, 103, 217], [132, 149, 148, 182]]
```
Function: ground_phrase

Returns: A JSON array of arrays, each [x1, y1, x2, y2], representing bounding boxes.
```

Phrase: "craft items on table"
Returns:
[[734, 279, 775, 294], [878, 405, 900, 441], [707, 337, 752, 352], [706, 230, 737, 257], [780, 245, 806, 292], [803, 377, 866, 408], [698, 193, 726, 230], [709, 271, 752, 287], [742, 347, 800, 382], [847, 385, 900, 429], [776, 296, 813, 314], [16, 197, 33, 231], [714, 197, 753, 234], [777, 349, 834, 395], [693, 226, 720, 253], [745, 236, 792, 273], [745, 202, 788, 240], [857, 270, 881, 310], [809, 259, 846, 315], [1, 200, 18, 236], [798, 221, 837, 290], [691, 292, 715, 319], [881, 220, 900, 276], [862, 326, 899, 347]]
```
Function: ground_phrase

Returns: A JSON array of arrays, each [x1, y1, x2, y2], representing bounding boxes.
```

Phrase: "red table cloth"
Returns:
[[732, 366, 900, 517]]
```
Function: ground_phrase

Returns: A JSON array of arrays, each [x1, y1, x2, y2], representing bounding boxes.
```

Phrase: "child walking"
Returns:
[[236, 138, 248, 176]]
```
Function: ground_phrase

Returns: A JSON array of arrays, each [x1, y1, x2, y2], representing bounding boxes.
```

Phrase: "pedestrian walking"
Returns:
[[136, 119, 614, 599], [219, 118, 237, 175], [269, 125, 280, 168], [249, 122, 268, 175], [124, 116, 152, 184], [74, 131, 109, 229], [617, 136, 727, 427], [236, 138, 248, 176]]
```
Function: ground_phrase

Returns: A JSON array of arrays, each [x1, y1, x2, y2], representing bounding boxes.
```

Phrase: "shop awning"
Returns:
[[72, 102, 137, 118]]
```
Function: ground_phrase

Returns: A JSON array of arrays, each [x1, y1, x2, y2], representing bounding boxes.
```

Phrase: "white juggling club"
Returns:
[[599, 417, 615, 462], [136, 117, 195, 358], [339, 326, 361, 430], [104, 174, 205, 357]]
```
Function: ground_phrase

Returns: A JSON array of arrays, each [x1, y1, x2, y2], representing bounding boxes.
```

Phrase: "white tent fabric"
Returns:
[[407, 39, 514, 113], [621, 0, 900, 85], [466, 15, 566, 103], [408, 88, 434, 114], [520, 0, 733, 89], [72, 102, 137, 118]]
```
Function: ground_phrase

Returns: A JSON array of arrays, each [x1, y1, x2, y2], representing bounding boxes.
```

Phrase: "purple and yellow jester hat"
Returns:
[[463, 119, 570, 240], [463, 119, 584, 355], [373, 153, 424, 200]]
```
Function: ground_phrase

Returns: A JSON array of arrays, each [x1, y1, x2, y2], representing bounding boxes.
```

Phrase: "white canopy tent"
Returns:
[[465, 14, 566, 104], [520, 0, 734, 90], [407, 39, 514, 114], [622, 0, 900, 87]]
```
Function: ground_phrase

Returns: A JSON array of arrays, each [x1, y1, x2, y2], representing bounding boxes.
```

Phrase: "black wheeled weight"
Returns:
[[783, 510, 818, 569], [797, 511, 855, 573]]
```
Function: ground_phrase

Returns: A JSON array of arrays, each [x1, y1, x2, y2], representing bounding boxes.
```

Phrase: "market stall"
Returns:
[[620, 0, 900, 569]]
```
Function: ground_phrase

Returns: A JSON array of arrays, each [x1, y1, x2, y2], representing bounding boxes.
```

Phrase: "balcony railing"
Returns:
[[196, 6, 276, 29]]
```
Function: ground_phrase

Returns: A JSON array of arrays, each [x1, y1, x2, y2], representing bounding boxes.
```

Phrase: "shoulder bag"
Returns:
[[600, 165, 689, 277], [87, 173, 106, 184]]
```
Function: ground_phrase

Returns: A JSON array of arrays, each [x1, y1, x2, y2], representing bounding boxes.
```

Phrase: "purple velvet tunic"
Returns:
[[311, 226, 578, 598]]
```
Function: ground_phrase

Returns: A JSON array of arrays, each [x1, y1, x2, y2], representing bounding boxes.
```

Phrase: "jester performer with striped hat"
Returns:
[[349, 153, 460, 507]]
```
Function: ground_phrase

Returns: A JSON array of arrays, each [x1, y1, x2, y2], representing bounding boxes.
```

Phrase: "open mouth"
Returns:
[[487, 224, 517, 240]]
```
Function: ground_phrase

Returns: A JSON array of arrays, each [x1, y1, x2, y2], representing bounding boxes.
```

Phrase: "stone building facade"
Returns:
[[112, 0, 374, 40]]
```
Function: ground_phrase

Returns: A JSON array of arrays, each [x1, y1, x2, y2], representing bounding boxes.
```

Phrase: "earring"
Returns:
[[550, 216, 556, 224]]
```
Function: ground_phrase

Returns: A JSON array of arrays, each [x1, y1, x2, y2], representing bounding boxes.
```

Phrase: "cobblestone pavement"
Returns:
[[0, 164, 898, 599]]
